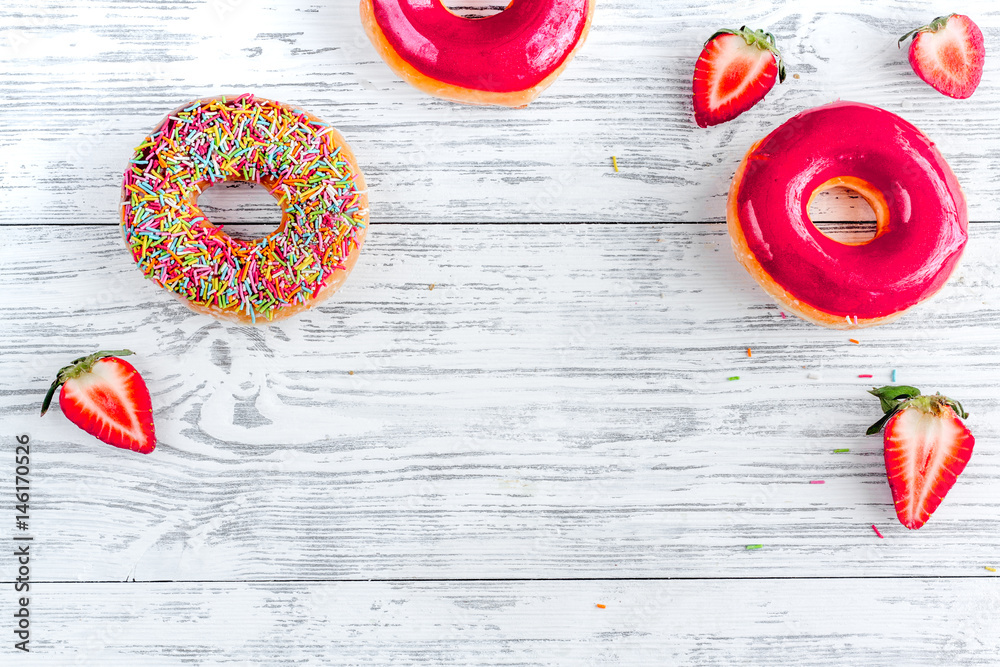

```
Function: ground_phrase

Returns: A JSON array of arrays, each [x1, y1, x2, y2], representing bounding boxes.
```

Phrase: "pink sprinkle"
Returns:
[[809, 480, 825, 484], [858, 374, 873, 378], [780, 312, 786, 319], [871, 524, 884, 539]]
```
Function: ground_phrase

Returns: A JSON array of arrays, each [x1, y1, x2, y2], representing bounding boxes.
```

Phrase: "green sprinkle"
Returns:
[[728, 376, 740, 381], [745, 544, 763, 550], [833, 448, 850, 453]]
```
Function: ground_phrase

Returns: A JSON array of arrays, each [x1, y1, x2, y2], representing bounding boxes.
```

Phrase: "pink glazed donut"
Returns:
[[727, 101, 968, 329], [360, 0, 595, 107]]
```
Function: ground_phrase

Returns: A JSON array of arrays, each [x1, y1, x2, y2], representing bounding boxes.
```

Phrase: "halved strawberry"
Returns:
[[899, 14, 984, 99], [867, 386, 974, 530], [41, 350, 156, 454], [693, 26, 786, 128]]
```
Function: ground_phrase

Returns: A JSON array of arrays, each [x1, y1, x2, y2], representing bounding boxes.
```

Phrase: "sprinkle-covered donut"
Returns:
[[727, 101, 968, 329], [360, 0, 595, 107], [120, 95, 368, 323]]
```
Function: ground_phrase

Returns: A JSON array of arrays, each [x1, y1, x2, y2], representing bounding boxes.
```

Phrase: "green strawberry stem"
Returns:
[[866, 385, 969, 435], [41, 350, 134, 416], [706, 26, 787, 83], [899, 14, 956, 47]]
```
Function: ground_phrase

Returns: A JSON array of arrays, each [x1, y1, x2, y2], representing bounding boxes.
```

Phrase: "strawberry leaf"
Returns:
[[868, 385, 922, 414], [867, 409, 899, 436], [40, 377, 62, 416], [867, 385, 922, 435]]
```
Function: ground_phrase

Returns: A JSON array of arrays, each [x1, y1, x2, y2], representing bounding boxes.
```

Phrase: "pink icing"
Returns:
[[733, 101, 968, 319], [369, 0, 591, 92]]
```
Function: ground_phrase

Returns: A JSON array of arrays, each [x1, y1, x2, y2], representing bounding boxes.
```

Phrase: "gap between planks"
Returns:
[[3, 221, 1000, 226], [12, 575, 1000, 584]]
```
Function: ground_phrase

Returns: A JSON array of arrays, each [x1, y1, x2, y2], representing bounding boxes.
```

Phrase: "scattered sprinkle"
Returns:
[[595, 603, 607, 609], [429, 284, 435, 290], [849, 339, 861, 345], [747, 347, 752, 358], [810, 480, 825, 484], [611, 156, 619, 172], [780, 311, 786, 319], [986, 566, 997, 573], [807, 372, 821, 380], [120, 95, 367, 322], [728, 376, 740, 381], [892, 369, 897, 382], [853, 315, 858, 325], [792, 73, 801, 79], [871, 524, 884, 539], [745, 544, 763, 550], [834, 448, 850, 453], [858, 374, 873, 378], [348, 371, 354, 375]]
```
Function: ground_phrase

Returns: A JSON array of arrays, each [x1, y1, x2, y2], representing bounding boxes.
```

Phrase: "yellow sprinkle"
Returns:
[[429, 284, 435, 290], [986, 566, 997, 572], [611, 156, 619, 172], [299, 185, 323, 201]]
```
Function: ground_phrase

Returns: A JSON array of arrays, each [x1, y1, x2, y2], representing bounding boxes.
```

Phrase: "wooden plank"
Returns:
[[1, 223, 998, 581], [1, 0, 998, 223], [6, 579, 999, 664]]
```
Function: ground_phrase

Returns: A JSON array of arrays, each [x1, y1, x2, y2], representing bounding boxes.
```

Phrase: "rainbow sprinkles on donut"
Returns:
[[120, 95, 368, 324]]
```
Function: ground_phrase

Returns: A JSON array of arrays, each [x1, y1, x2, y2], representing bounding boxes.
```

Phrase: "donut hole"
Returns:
[[196, 180, 284, 242], [441, 0, 508, 18], [807, 183, 881, 245]]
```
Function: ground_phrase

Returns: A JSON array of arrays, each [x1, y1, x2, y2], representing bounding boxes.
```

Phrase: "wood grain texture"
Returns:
[[3, 0, 999, 661], [2, 579, 997, 665], [2, 223, 998, 581], [0, 0, 998, 223]]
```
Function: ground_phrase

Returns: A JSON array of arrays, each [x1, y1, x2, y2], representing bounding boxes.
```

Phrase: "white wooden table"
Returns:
[[2, 0, 999, 663]]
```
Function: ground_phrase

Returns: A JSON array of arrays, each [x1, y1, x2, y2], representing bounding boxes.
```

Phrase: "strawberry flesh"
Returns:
[[42, 351, 156, 454], [693, 27, 785, 127], [868, 387, 974, 530], [902, 14, 985, 99]]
